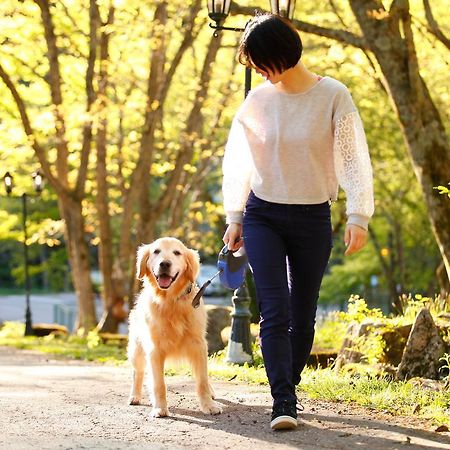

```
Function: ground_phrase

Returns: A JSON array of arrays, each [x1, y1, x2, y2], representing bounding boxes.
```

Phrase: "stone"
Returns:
[[334, 320, 384, 371], [221, 323, 259, 346], [397, 308, 445, 380], [379, 324, 412, 366], [307, 351, 338, 369], [99, 333, 128, 347], [205, 306, 231, 355], [32, 323, 68, 337]]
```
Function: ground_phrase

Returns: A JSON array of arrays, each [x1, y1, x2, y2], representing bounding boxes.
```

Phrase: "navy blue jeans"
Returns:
[[243, 191, 332, 406]]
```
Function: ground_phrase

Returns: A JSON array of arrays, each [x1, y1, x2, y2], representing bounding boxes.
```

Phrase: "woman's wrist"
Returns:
[[226, 211, 244, 225]]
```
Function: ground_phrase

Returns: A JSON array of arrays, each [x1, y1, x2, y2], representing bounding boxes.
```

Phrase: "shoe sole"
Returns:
[[270, 415, 298, 430]]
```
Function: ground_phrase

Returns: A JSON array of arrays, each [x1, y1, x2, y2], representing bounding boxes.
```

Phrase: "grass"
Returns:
[[1, 321, 449, 427], [0, 322, 127, 365], [301, 367, 450, 427]]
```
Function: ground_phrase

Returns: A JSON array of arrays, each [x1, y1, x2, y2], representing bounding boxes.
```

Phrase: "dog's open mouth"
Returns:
[[155, 272, 178, 289]]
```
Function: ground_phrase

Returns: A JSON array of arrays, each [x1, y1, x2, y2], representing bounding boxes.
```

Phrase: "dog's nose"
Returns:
[[159, 260, 172, 271]]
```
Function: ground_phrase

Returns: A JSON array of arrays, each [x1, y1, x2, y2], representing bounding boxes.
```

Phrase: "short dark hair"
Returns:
[[238, 14, 302, 74]]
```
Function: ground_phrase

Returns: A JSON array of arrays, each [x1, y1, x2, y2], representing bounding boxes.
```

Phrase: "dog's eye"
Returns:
[[173, 250, 181, 256], [153, 249, 161, 254]]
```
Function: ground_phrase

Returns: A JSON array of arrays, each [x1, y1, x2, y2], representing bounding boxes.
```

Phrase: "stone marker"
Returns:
[[397, 308, 445, 380], [205, 305, 231, 355]]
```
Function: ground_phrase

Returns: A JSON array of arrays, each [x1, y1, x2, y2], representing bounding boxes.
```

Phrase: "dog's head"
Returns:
[[136, 237, 200, 294]]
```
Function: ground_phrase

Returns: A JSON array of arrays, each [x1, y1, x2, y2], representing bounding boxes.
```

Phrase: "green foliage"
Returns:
[[439, 353, 450, 382], [313, 311, 348, 350], [0, 321, 24, 338], [434, 183, 450, 198], [396, 293, 450, 323], [301, 367, 450, 427], [0, 0, 447, 321], [42, 248, 72, 291], [339, 295, 384, 324], [0, 321, 126, 364]]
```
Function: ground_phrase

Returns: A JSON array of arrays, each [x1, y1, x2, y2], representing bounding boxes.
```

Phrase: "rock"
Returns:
[[407, 377, 445, 392], [379, 324, 412, 366], [307, 351, 338, 368], [205, 306, 231, 355], [397, 308, 445, 380], [99, 333, 128, 347], [32, 323, 68, 337], [221, 323, 259, 346], [334, 320, 384, 371]]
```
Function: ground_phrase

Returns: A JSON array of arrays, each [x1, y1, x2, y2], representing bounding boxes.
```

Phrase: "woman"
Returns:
[[222, 14, 374, 430]]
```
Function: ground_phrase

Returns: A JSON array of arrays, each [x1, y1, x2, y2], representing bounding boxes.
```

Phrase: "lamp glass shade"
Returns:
[[270, 0, 296, 20], [207, 0, 231, 24], [3, 172, 13, 194], [32, 171, 43, 192]]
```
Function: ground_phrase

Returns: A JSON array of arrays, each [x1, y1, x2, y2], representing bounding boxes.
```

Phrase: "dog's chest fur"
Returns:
[[146, 299, 206, 352]]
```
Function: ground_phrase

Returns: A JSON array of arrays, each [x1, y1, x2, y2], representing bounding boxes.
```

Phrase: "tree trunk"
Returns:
[[59, 194, 96, 332], [349, 0, 450, 282], [94, 6, 125, 334]]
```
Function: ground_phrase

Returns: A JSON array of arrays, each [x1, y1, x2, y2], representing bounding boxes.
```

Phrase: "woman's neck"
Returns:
[[276, 62, 319, 94]]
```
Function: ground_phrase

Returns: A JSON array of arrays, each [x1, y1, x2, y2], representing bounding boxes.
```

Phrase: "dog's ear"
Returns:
[[136, 245, 151, 280], [185, 249, 200, 283]]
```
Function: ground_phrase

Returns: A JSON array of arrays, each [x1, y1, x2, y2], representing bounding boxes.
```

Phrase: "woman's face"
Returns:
[[249, 59, 283, 84]]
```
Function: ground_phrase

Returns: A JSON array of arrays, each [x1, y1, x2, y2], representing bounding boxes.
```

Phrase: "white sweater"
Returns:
[[222, 76, 374, 230]]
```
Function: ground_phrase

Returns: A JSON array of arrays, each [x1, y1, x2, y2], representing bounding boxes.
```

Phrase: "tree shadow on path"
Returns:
[[164, 393, 450, 450]]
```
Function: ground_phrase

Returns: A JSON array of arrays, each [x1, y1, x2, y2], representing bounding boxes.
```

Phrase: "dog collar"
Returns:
[[175, 282, 195, 303]]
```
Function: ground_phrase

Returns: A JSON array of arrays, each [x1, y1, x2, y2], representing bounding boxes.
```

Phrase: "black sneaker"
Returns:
[[270, 400, 298, 430]]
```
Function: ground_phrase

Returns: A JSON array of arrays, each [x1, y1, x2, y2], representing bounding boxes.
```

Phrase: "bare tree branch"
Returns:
[[59, 0, 89, 38], [231, 4, 368, 49], [118, 0, 171, 266], [2, 53, 46, 81], [423, 0, 450, 50], [0, 62, 65, 197], [401, 4, 425, 108], [34, 0, 70, 186], [75, 0, 101, 197], [152, 32, 223, 217]]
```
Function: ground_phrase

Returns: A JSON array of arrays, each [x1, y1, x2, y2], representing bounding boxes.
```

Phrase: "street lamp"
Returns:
[[206, 0, 296, 364], [3, 170, 45, 336], [4, 171, 13, 194], [207, 0, 296, 98]]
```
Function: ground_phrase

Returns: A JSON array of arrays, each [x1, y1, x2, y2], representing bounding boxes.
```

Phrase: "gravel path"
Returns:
[[0, 346, 449, 450]]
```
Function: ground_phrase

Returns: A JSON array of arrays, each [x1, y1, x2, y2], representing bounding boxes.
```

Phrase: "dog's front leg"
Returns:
[[190, 344, 222, 415], [149, 350, 168, 417], [128, 342, 145, 405]]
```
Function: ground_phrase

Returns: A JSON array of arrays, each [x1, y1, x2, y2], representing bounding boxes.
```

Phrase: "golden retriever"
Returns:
[[127, 237, 222, 417]]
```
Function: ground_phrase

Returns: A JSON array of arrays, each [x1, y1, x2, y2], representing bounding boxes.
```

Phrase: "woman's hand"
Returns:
[[344, 224, 368, 256], [223, 223, 243, 252]]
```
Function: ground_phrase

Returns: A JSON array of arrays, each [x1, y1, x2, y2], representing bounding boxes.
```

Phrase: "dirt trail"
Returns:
[[0, 346, 449, 450]]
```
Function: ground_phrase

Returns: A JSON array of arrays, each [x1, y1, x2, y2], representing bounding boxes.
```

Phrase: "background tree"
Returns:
[[1, 0, 447, 331]]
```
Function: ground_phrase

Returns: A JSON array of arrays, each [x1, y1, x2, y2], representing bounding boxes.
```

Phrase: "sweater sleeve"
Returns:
[[333, 110, 374, 230], [222, 116, 253, 224]]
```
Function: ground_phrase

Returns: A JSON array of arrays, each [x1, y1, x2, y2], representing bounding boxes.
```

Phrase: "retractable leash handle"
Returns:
[[191, 242, 249, 308], [218, 244, 248, 290]]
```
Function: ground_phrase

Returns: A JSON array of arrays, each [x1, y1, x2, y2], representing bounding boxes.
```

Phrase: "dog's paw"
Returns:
[[150, 406, 169, 418], [209, 384, 216, 399], [200, 400, 223, 415], [128, 396, 141, 405]]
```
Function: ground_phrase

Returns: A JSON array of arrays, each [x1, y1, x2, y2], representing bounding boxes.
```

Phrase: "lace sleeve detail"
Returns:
[[222, 117, 253, 224], [333, 111, 374, 229]]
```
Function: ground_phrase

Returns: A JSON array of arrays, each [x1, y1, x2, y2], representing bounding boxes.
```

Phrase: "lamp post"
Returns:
[[3, 170, 44, 336], [206, 0, 296, 364]]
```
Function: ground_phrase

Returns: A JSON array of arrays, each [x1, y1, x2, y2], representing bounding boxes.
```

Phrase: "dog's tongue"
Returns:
[[158, 275, 172, 288]]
